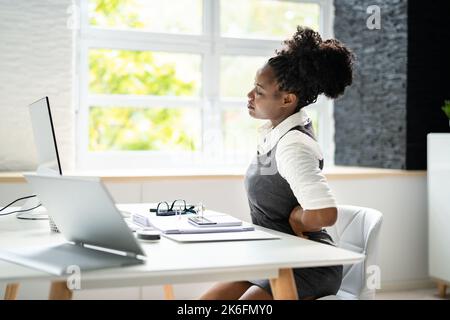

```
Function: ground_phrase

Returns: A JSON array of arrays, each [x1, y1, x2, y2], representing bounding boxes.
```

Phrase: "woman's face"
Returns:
[[247, 65, 290, 121]]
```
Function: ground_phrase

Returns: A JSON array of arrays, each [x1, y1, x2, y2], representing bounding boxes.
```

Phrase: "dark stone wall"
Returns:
[[333, 0, 450, 169], [333, 0, 408, 169]]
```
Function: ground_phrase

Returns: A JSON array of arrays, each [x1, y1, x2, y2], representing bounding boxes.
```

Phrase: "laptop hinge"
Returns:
[[71, 242, 140, 259], [73, 241, 85, 248], [125, 252, 138, 258]]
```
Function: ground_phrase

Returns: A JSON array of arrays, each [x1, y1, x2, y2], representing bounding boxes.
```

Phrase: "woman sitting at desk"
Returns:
[[200, 26, 354, 300]]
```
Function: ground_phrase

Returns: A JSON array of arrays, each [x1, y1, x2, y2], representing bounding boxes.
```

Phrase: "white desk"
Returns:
[[0, 204, 364, 300]]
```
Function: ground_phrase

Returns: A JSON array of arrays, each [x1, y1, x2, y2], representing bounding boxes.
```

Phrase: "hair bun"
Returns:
[[269, 26, 354, 109], [317, 39, 354, 98], [279, 27, 322, 56]]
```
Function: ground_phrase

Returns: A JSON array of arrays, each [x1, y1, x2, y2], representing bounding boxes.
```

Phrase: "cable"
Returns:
[[0, 195, 37, 212], [0, 195, 44, 218], [16, 204, 46, 220], [5, 203, 42, 219]]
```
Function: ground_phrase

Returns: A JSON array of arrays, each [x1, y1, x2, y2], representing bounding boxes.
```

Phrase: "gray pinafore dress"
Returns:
[[244, 122, 343, 299]]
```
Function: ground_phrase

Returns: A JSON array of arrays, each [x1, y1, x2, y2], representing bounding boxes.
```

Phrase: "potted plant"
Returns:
[[443, 100, 450, 127]]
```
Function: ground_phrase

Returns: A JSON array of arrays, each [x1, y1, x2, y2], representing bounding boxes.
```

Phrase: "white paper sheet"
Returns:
[[162, 230, 280, 242]]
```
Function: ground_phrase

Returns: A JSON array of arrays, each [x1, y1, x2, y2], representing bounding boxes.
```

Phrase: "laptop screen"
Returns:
[[29, 97, 62, 175]]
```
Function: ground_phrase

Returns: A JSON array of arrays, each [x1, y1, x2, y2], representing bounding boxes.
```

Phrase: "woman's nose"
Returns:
[[247, 89, 254, 99]]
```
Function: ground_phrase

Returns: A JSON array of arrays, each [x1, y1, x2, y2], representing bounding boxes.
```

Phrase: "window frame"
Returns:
[[75, 0, 334, 171]]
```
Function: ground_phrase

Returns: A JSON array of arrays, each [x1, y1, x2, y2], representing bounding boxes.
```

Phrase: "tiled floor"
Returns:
[[375, 288, 450, 300]]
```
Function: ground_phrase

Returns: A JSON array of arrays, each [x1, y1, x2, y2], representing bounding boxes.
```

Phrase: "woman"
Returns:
[[200, 26, 354, 300]]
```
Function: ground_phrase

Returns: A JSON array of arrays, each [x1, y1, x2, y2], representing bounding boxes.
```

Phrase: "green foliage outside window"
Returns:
[[89, 107, 199, 151], [442, 100, 450, 120], [87, 0, 321, 153], [89, 0, 143, 29], [88, 0, 200, 152]]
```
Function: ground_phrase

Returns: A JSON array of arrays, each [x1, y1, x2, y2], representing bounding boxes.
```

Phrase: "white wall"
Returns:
[[0, 0, 74, 171], [0, 174, 429, 299]]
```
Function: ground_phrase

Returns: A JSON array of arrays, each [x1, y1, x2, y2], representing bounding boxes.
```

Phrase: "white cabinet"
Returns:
[[427, 133, 450, 297]]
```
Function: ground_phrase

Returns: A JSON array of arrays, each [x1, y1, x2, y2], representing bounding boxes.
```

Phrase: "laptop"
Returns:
[[0, 174, 145, 275]]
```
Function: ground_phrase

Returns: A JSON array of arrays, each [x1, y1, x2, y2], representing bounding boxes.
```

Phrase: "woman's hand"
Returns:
[[289, 205, 338, 238], [289, 206, 309, 238]]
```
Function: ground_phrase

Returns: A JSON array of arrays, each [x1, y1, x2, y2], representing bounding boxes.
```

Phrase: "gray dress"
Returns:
[[244, 122, 343, 299]]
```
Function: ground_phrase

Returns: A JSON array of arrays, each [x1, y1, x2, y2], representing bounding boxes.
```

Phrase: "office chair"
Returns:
[[319, 205, 383, 300]]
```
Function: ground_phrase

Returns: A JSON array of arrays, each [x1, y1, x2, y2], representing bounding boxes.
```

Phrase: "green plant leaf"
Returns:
[[442, 100, 450, 119]]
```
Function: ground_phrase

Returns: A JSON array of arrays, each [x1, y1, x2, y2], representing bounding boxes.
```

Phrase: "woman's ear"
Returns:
[[283, 93, 297, 107]]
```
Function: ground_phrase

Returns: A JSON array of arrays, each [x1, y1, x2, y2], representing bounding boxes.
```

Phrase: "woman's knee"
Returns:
[[239, 285, 273, 300], [199, 281, 252, 300]]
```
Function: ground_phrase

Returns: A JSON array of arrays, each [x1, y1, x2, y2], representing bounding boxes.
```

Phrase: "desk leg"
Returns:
[[437, 281, 447, 298], [163, 284, 175, 300], [269, 268, 299, 300], [4, 283, 20, 300], [49, 281, 73, 300]]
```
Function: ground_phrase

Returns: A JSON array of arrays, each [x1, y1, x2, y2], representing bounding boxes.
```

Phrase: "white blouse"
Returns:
[[257, 109, 337, 210]]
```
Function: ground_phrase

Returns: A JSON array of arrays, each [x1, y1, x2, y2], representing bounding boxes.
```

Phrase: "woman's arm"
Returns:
[[276, 132, 337, 216], [276, 131, 338, 237], [289, 205, 337, 236]]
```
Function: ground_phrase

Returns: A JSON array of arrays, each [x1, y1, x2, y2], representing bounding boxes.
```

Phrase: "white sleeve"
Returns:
[[275, 131, 337, 210]]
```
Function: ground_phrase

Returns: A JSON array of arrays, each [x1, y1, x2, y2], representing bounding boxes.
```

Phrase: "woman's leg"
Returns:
[[199, 281, 253, 300], [239, 285, 273, 300], [239, 285, 317, 300]]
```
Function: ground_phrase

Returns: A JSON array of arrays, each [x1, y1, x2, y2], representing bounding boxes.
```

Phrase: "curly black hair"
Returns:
[[268, 26, 354, 111]]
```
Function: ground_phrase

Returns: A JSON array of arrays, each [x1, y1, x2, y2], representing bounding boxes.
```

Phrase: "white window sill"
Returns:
[[0, 166, 426, 183]]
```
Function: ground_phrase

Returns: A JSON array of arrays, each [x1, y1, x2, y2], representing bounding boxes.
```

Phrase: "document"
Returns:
[[132, 210, 254, 234], [162, 230, 280, 243]]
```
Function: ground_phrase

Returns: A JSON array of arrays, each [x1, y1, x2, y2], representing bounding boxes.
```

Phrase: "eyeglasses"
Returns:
[[151, 199, 197, 216]]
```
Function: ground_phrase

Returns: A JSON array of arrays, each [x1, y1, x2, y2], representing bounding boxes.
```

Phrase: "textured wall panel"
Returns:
[[333, 0, 408, 168], [0, 0, 74, 171]]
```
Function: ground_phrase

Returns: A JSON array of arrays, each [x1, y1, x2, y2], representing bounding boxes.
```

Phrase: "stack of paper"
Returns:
[[163, 230, 280, 242], [132, 211, 254, 234]]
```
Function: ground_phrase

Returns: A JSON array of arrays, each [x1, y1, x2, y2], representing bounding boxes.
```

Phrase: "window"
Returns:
[[76, 0, 333, 170]]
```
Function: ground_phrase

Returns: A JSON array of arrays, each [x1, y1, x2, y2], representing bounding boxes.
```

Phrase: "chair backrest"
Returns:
[[326, 205, 383, 299]]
